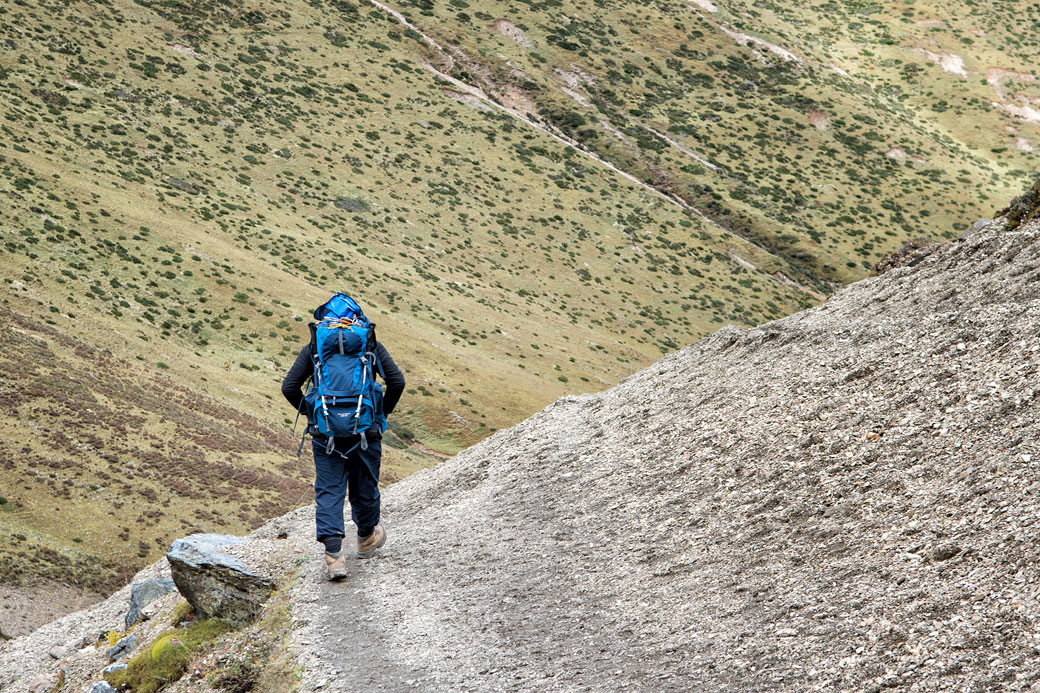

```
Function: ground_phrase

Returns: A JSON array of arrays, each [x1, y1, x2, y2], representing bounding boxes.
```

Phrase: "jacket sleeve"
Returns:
[[280, 345, 314, 412], [375, 341, 406, 416]]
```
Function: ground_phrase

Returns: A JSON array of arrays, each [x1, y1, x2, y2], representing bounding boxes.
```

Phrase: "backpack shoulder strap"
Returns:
[[307, 322, 320, 365], [369, 324, 385, 379]]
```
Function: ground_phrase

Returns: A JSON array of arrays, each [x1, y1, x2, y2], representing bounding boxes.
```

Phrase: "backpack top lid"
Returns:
[[314, 292, 365, 322]]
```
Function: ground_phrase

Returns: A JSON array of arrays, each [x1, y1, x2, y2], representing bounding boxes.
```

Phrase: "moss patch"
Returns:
[[107, 618, 235, 693]]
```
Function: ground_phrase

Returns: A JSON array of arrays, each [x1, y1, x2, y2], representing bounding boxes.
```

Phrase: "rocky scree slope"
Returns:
[[5, 220, 1040, 691]]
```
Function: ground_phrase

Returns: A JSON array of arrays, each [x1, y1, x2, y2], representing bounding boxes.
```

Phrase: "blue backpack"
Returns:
[[296, 293, 386, 456]]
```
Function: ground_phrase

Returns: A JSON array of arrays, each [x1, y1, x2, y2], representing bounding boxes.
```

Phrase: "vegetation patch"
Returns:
[[206, 581, 301, 692], [1001, 176, 1040, 233], [107, 617, 236, 692]]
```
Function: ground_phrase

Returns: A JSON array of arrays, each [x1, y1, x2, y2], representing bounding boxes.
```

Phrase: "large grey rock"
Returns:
[[124, 577, 176, 629], [166, 534, 275, 626]]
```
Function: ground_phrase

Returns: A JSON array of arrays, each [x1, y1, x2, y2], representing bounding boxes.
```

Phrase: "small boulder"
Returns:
[[89, 682, 119, 693], [125, 577, 176, 629], [102, 662, 127, 675], [106, 634, 137, 662], [932, 542, 962, 561], [166, 534, 275, 626], [47, 644, 69, 660], [140, 601, 162, 621]]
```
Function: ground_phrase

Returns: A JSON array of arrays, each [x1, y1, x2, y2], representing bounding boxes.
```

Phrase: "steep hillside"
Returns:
[[0, 0, 813, 600], [5, 219, 1039, 690], [381, 0, 1035, 283]]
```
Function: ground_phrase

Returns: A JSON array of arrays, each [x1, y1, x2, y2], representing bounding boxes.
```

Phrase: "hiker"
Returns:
[[280, 293, 405, 581]]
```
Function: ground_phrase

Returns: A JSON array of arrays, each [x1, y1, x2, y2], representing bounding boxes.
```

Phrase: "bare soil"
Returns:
[[0, 582, 103, 639]]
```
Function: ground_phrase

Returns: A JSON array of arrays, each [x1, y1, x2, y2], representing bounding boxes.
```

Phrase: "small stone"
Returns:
[[47, 644, 69, 659], [776, 628, 798, 637], [102, 662, 128, 675], [932, 543, 962, 561]]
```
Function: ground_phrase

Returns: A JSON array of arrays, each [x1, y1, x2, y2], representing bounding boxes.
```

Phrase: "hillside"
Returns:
[[1, 0, 1037, 620], [4, 217, 1039, 690], [378, 0, 1037, 283]]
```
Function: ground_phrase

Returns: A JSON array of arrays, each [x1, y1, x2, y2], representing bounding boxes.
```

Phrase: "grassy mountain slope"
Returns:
[[0, 306, 309, 592], [0, 0, 814, 592], [380, 0, 1035, 283]]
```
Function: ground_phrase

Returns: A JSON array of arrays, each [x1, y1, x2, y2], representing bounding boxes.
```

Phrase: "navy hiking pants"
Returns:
[[312, 438, 382, 541]]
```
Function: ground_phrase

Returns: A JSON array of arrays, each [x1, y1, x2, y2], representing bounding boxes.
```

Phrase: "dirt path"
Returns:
[[304, 562, 428, 691], [294, 397, 680, 691]]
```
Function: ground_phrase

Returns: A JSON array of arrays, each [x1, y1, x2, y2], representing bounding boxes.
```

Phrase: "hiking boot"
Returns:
[[356, 524, 386, 559], [324, 553, 347, 581]]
